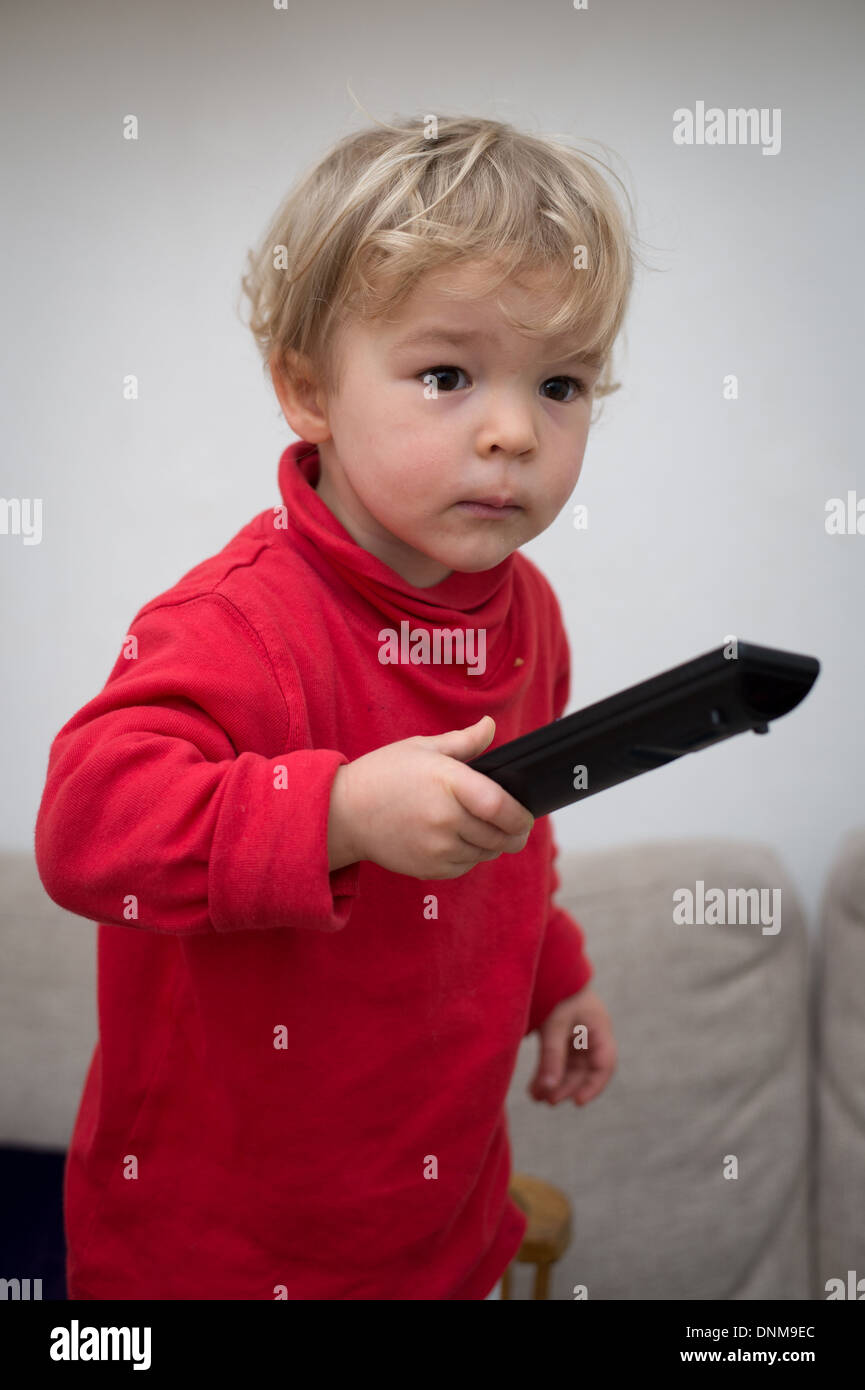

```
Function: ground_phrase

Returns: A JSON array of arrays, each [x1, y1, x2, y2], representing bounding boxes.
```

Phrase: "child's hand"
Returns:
[[328, 715, 534, 880], [528, 986, 617, 1107]]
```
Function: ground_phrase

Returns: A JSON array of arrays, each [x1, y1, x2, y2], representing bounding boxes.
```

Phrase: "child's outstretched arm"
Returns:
[[35, 593, 359, 935]]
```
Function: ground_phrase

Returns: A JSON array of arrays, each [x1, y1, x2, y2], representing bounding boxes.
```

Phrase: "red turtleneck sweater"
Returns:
[[34, 440, 593, 1301]]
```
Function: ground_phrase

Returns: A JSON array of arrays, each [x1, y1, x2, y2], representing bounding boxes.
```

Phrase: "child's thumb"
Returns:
[[423, 714, 496, 762]]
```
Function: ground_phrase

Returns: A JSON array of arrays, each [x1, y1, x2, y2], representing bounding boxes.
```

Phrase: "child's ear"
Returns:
[[269, 347, 332, 443]]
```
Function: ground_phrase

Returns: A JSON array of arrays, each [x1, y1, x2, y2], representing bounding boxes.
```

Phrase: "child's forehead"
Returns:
[[375, 266, 593, 358], [379, 311, 597, 367], [407, 258, 559, 308], [332, 257, 604, 369]]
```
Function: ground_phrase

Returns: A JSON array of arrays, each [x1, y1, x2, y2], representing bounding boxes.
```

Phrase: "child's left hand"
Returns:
[[528, 985, 617, 1106]]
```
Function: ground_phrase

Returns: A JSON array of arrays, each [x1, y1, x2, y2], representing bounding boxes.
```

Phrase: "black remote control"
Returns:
[[468, 641, 820, 817]]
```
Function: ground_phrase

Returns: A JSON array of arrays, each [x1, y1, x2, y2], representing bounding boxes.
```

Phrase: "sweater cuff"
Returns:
[[527, 907, 593, 1034], [208, 748, 360, 932]]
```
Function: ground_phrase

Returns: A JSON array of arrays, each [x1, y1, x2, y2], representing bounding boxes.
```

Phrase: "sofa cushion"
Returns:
[[814, 827, 865, 1301], [506, 837, 811, 1300]]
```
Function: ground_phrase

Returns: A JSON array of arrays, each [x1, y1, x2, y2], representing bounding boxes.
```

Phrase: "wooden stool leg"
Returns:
[[533, 1262, 552, 1300], [500, 1265, 512, 1300]]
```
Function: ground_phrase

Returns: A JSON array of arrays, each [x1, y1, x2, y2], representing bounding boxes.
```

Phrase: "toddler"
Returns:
[[36, 114, 634, 1300]]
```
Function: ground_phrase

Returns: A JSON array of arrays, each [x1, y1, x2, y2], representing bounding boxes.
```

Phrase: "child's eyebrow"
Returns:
[[390, 325, 485, 351], [390, 324, 599, 367]]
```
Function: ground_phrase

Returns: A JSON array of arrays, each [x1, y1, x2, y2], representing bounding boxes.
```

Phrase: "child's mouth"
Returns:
[[456, 501, 523, 519]]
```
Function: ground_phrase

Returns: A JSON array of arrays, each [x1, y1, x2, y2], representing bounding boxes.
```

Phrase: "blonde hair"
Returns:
[[239, 113, 644, 418]]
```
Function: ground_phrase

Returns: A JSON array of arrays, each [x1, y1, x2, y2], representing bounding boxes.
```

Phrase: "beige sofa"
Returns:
[[2, 832, 864, 1300]]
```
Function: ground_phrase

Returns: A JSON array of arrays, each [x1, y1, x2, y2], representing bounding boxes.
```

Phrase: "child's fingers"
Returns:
[[550, 1055, 613, 1105], [572, 1064, 615, 1105], [546, 1059, 588, 1104]]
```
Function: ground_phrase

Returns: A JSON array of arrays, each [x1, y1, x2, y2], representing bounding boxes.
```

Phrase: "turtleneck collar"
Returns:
[[276, 439, 516, 633]]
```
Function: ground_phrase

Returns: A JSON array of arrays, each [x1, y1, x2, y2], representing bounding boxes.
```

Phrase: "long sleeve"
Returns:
[[526, 833, 593, 1033], [525, 600, 593, 1034], [34, 592, 360, 934]]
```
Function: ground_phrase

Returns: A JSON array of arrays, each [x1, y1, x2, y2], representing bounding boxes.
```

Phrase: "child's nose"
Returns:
[[475, 394, 538, 457]]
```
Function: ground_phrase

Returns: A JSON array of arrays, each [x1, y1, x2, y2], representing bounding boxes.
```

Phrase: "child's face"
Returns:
[[299, 262, 601, 588]]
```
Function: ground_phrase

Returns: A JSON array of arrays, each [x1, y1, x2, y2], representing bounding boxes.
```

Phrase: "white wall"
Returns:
[[2, 0, 862, 931]]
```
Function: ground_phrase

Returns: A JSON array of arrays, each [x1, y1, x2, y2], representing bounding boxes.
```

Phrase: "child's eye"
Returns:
[[541, 376, 588, 403], [420, 365, 469, 392], [417, 368, 588, 400]]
